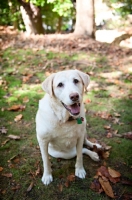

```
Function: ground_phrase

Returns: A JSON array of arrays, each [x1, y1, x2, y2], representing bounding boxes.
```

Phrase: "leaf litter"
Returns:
[[90, 165, 121, 198], [0, 27, 132, 199]]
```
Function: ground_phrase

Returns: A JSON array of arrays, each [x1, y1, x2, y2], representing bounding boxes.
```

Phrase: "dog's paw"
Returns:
[[75, 168, 86, 179], [95, 143, 102, 149], [90, 152, 100, 161], [42, 174, 53, 185]]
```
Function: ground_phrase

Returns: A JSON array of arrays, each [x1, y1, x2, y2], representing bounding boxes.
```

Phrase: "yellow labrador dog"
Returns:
[[36, 70, 101, 185]]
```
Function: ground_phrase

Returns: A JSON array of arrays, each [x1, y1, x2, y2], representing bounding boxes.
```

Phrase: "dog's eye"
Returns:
[[58, 82, 64, 87], [73, 79, 79, 84]]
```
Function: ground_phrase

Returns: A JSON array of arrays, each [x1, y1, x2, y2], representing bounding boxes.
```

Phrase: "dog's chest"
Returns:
[[50, 122, 84, 150]]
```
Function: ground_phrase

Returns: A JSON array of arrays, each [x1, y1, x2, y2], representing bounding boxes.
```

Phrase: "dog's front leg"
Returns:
[[75, 136, 86, 179], [37, 136, 53, 185]]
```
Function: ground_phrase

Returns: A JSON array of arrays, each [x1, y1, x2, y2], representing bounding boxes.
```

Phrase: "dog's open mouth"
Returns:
[[62, 102, 80, 116]]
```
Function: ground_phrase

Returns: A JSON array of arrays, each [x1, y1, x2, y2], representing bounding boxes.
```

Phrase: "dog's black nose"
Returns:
[[70, 93, 79, 101]]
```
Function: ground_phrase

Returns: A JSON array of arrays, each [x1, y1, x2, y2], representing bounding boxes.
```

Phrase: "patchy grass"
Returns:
[[0, 46, 132, 200]]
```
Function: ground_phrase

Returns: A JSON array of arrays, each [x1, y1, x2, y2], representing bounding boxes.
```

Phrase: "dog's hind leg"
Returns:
[[82, 148, 100, 161], [84, 138, 102, 149]]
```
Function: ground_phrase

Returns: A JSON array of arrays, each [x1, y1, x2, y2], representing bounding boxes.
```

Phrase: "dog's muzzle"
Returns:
[[62, 102, 80, 116]]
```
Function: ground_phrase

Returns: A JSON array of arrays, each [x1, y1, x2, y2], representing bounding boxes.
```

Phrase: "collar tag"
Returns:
[[76, 117, 84, 124]]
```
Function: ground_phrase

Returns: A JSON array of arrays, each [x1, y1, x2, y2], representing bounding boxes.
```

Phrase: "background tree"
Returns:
[[74, 0, 95, 38], [18, 0, 45, 34]]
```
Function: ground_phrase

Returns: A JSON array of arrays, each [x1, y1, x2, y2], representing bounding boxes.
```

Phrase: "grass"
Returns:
[[0, 46, 132, 200]]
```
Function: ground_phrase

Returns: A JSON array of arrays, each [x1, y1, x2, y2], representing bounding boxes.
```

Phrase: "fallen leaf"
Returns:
[[114, 112, 121, 117], [84, 98, 91, 103], [99, 177, 115, 198], [23, 74, 33, 83], [1, 190, 6, 194], [97, 166, 110, 179], [0, 127, 8, 134], [8, 105, 25, 111], [0, 167, 3, 172], [2, 173, 12, 178], [108, 167, 121, 178], [14, 114, 23, 122], [113, 130, 122, 138], [58, 184, 63, 192], [90, 179, 103, 193], [102, 151, 110, 159], [7, 134, 20, 140], [27, 181, 34, 192], [104, 125, 111, 130], [123, 132, 132, 140], [64, 180, 70, 188], [1, 139, 10, 146], [67, 174, 75, 182], [23, 97, 29, 103], [106, 132, 113, 138], [112, 117, 120, 124], [35, 164, 41, 176], [11, 184, 21, 191]]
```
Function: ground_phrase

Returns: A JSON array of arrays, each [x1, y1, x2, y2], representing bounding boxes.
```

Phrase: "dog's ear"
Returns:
[[76, 70, 90, 90], [42, 73, 55, 96]]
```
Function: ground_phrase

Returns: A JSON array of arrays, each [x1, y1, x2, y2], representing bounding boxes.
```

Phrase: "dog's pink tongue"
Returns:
[[70, 103, 80, 115]]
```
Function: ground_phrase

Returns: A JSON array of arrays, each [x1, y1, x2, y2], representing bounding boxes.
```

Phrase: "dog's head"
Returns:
[[42, 70, 90, 116]]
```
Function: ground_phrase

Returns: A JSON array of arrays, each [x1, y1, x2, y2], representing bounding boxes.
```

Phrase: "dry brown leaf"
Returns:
[[35, 165, 41, 176], [0, 127, 8, 134], [14, 114, 23, 122], [23, 96, 29, 103], [114, 112, 121, 117], [108, 167, 121, 178], [1, 139, 10, 146], [27, 181, 34, 192], [23, 74, 33, 83], [67, 174, 75, 182], [123, 132, 132, 140], [2, 173, 12, 178], [104, 125, 111, 130], [7, 134, 20, 140], [58, 184, 63, 192], [84, 98, 91, 104], [106, 132, 113, 138], [99, 177, 115, 198], [90, 179, 103, 193], [8, 105, 25, 111], [64, 180, 70, 188], [11, 184, 21, 191], [97, 166, 110, 179], [0, 167, 3, 172], [102, 151, 110, 159]]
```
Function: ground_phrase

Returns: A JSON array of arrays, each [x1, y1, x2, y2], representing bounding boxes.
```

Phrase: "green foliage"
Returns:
[[105, 0, 132, 16], [30, 0, 45, 7], [47, 0, 73, 17], [0, 0, 23, 28], [0, 0, 74, 32]]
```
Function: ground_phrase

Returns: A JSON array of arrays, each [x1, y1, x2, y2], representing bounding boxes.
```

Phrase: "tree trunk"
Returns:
[[74, 0, 95, 38], [18, 0, 44, 35], [56, 16, 62, 33]]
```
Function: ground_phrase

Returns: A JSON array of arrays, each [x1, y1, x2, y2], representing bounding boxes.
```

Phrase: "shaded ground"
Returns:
[[0, 29, 132, 200]]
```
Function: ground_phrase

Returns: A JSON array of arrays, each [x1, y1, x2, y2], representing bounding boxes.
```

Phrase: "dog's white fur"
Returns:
[[36, 70, 101, 185]]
